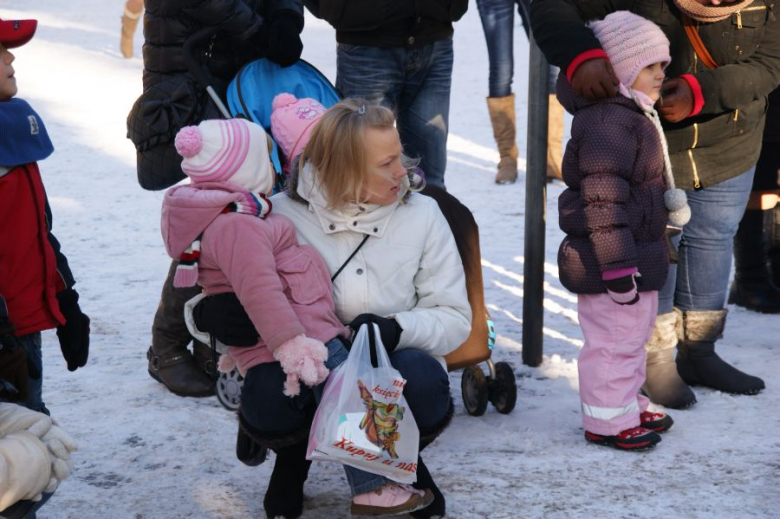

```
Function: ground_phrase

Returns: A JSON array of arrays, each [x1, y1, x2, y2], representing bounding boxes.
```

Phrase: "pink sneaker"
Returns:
[[351, 482, 434, 516]]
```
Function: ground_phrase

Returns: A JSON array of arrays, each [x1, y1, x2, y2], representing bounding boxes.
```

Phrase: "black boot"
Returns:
[[676, 310, 765, 395], [410, 399, 454, 519], [770, 204, 780, 288], [728, 209, 780, 313], [641, 311, 696, 409], [238, 414, 311, 519], [148, 261, 214, 397]]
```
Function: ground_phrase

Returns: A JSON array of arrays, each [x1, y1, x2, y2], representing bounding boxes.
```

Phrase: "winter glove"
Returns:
[[265, 13, 303, 68], [0, 403, 77, 509], [272, 334, 329, 397], [192, 292, 259, 347], [349, 314, 403, 354], [604, 272, 641, 305], [55, 289, 90, 372], [659, 78, 694, 123], [571, 58, 619, 100]]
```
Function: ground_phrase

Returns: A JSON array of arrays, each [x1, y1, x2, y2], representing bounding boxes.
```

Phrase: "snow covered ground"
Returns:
[[2, 1, 778, 517]]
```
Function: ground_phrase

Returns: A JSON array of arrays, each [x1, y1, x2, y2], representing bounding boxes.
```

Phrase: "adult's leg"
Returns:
[[396, 38, 454, 189], [389, 348, 452, 518], [120, 0, 144, 59], [18, 332, 48, 416], [675, 168, 765, 394], [148, 260, 214, 397]]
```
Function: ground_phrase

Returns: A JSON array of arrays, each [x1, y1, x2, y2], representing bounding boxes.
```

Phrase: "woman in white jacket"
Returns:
[[269, 99, 471, 518]]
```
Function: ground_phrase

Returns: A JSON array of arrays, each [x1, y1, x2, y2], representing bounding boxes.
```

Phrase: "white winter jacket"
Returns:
[[0, 404, 77, 512], [272, 164, 471, 370]]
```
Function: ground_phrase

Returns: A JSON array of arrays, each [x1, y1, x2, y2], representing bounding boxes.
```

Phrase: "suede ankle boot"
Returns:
[[676, 309, 765, 395], [546, 94, 564, 182], [120, 6, 142, 59], [487, 95, 519, 185], [642, 310, 696, 409], [728, 208, 780, 313]]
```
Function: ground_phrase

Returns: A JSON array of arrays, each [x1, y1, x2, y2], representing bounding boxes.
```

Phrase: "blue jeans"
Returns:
[[336, 38, 454, 189], [476, 0, 558, 97], [241, 341, 451, 496], [658, 167, 755, 314], [17, 332, 49, 415]]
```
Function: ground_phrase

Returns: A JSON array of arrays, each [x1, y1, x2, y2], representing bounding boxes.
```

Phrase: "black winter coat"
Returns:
[[127, 0, 303, 190], [556, 77, 670, 295], [304, 0, 467, 48], [531, 0, 780, 190]]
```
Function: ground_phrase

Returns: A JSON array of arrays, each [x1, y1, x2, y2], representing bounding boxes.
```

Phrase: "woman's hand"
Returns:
[[349, 314, 403, 353]]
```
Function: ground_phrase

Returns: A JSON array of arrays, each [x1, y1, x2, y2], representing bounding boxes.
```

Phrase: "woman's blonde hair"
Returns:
[[290, 98, 422, 209]]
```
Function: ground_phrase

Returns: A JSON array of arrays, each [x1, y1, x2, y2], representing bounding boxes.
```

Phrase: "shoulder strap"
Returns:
[[681, 14, 720, 69], [331, 234, 370, 283]]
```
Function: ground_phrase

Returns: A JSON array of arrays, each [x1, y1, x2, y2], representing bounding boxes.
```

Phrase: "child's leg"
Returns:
[[577, 292, 658, 435], [18, 332, 49, 415]]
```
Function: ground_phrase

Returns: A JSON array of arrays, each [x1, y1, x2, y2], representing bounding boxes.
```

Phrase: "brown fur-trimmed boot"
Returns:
[[642, 310, 696, 409], [487, 95, 519, 185]]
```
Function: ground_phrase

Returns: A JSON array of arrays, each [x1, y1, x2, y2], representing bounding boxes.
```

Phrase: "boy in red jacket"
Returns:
[[0, 18, 90, 414]]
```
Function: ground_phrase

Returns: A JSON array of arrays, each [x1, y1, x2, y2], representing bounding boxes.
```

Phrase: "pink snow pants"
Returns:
[[577, 291, 658, 436]]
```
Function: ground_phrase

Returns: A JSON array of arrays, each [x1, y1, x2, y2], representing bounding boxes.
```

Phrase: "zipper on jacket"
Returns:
[[736, 11, 743, 28], [688, 123, 701, 189], [733, 109, 740, 122]]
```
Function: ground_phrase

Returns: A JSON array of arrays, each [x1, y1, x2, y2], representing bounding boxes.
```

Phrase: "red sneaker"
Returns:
[[585, 426, 661, 451], [640, 410, 674, 433]]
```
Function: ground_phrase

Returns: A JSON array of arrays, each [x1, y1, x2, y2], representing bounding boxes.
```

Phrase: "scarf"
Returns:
[[673, 0, 753, 23], [173, 192, 272, 288], [0, 98, 54, 167]]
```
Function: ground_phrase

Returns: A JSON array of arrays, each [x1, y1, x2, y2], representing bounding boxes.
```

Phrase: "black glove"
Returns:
[[56, 288, 90, 372], [265, 13, 303, 68], [349, 314, 403, 354], [192, 293, 259, 347], [604, 273, 640, 306]]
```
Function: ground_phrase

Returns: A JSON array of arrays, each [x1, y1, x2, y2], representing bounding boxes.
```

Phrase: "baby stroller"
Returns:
[[185, 38, 517, 418]]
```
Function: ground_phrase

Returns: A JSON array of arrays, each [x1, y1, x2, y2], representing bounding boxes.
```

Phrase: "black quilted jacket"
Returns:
[[556, 76, 670, 295], [127, 0, 303, 190]]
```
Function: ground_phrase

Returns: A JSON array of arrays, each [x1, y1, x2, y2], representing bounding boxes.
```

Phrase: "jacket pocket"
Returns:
[[277, 249, 328, 305], [729, 5, 768, 58]]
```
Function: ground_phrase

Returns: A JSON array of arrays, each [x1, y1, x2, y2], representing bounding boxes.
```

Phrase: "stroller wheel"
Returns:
[[216, 369, 244, 411], [488, 362, 517, 414], [461, 365, 489, 416]]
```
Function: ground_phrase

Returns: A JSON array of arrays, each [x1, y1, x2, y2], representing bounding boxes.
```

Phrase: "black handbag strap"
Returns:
[[331, 234, 370, 282]]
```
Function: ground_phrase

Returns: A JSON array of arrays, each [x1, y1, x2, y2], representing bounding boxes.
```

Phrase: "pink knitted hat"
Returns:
[[270, 93, 327, 170], [174, 118, 274, 195], [589, 11, 671, 90]]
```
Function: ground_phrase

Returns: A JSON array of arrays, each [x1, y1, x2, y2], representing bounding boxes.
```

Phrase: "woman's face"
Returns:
[[360, 127, 407, 206]]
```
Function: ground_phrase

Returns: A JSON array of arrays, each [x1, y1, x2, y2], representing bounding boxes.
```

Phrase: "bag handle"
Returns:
[[681, 14, 720, 69], [331, 234, 370, 282]]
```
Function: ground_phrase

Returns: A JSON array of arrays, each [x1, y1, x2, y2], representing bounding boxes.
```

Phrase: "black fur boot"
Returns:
[[728, 209, 780, 313], [238, 414, 311, 519], [410, 399, 454, 519], [676, 309, 765, 395]]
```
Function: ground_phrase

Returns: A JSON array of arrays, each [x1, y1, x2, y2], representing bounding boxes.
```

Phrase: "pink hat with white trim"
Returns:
[[174, 118, 274, 195], [270, 93, 327, 170], [589, 11, 670, 90]]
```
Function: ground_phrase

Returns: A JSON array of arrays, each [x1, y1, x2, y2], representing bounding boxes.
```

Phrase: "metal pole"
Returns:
[[522, 33, 549, 367]]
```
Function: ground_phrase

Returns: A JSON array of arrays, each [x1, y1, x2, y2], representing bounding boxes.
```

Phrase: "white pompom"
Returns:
[[668, 204, 691, 227], [664, 188, 688, 212]]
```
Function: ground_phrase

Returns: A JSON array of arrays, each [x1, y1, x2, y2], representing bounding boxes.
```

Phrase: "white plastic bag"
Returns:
[[306, 324, 420, 483]]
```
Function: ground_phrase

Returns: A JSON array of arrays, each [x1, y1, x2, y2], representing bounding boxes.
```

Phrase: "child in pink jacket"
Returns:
[[161, 118, 350, 396]]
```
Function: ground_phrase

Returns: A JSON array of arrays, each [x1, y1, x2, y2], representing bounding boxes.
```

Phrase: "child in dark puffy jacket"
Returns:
[[0, 18, 90, 415], [556, 11, 691, 451]]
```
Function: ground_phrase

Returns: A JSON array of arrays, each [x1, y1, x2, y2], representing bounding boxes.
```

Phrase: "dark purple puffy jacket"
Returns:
[[556, 75, 669, 295]]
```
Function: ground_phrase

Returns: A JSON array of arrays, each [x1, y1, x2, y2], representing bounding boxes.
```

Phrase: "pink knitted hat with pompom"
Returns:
[[589, 11, 671, 90], [270, 93, 327, 170], [174, 118, 274, 195]]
